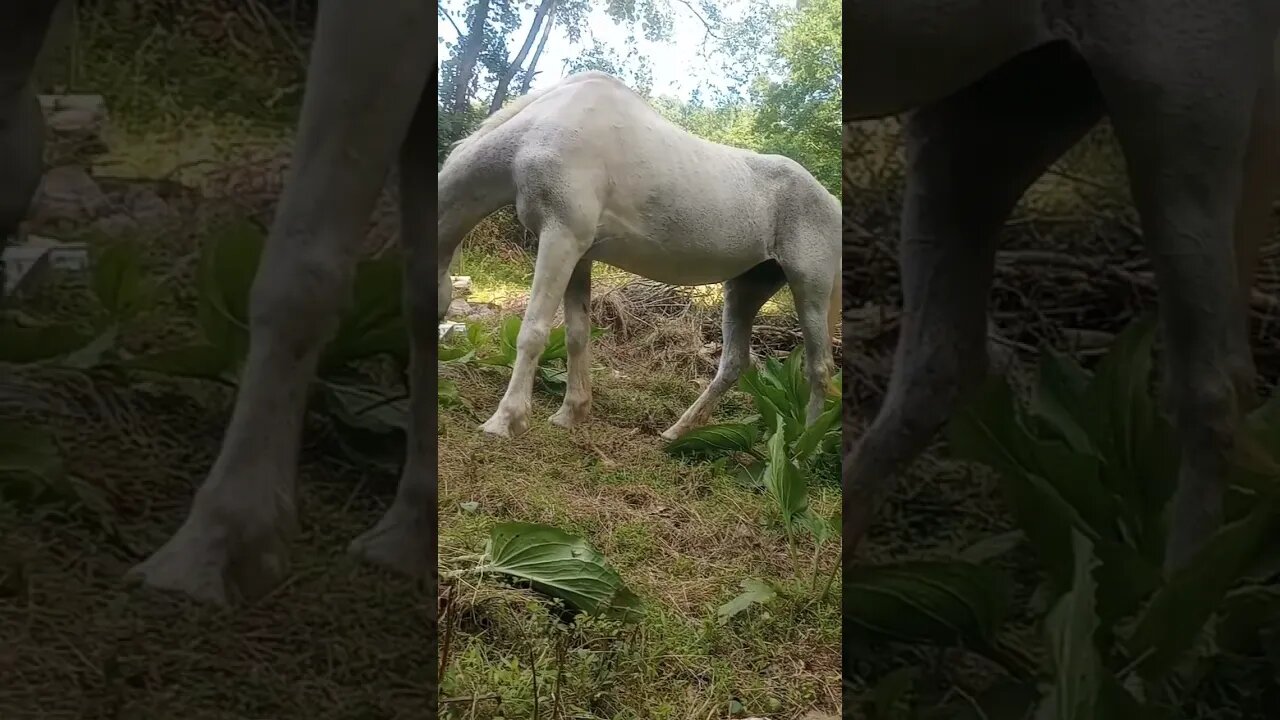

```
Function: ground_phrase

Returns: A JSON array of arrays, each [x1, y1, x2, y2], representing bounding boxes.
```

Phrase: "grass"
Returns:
[[437, 242, 841, 718]]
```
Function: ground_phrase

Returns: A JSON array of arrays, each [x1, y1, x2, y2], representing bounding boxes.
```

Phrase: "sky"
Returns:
[[437, 0, 774, 101]]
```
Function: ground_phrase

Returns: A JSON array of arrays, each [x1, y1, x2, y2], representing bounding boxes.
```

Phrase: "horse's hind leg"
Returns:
[[549, 258, 593, 428], [778, 252, 838, 426], [480, 182, 598, 438], [128, 0, 432, 604], [843, 43, 1102, 565], [661, 261, 786, 440], [1084, 7, 1271, 572]]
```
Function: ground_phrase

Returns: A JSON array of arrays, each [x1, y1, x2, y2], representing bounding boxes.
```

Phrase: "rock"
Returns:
[[38, 95, 109, 165], [90, 213, 139, 237], [29, 166, 108, 225], [451, 275, 472, 293], [448, 298, 499, 321], [122, 184, 179, 227]]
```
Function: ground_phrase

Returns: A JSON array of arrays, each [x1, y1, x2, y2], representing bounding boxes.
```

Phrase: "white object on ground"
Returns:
[[3, 235, 90, 295], [438, 321, 466, 340]]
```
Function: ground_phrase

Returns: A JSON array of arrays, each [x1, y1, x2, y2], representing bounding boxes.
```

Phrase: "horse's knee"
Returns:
[[249, 246, 349, 340], [888, 339, 983, 435], [1170, 369, 1242, 452], [516, 318, 551, 356]]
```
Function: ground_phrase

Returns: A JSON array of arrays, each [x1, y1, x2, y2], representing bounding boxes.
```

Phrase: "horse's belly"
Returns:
[[847, 0, 1052, 118], [584, 235, 765, 286]]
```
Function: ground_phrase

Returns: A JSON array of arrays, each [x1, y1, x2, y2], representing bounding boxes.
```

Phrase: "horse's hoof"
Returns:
[[479, 410, 528, 438], [127, 514, 289, 605], [349, 504, 432, 579], [548, 403, 589, 428]]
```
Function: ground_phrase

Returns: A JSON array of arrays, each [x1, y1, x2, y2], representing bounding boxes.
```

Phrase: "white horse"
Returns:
[[437, 71, 841, 440]]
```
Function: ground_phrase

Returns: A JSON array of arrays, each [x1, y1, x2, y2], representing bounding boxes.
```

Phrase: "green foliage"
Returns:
[[665, 347, 841, 479], [898, 314, 1280, 715], [847, 316, 1280, 717], [665, 348, 839, 591], [717, 577, 777, 625], [438, 314, 605, 394], [844, 561, 1010, 648], [472, 521, 645, 622]]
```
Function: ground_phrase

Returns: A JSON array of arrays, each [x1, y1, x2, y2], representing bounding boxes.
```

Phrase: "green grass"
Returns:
[[437, 250, 841, 718]]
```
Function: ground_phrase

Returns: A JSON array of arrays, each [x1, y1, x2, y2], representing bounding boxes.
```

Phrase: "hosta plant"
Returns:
[[848, 315, 1280, 718]]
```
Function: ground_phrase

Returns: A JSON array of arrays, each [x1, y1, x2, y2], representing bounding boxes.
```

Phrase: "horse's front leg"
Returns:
[[481, 222, 589, 438], [549, 259, 593, 428], [127, 0, 432, 605]]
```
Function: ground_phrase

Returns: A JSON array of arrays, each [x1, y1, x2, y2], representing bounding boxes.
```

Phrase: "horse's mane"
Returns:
[[443, 86, 553, 169], [442, 72, 634, 170]]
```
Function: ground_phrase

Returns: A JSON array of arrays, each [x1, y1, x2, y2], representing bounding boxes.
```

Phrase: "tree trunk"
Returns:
[[518, 4, 556, 95], [450, 0, 491, 114], [488, 0, 556, 113]]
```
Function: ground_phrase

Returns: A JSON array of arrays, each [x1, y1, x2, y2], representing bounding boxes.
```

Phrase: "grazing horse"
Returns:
[[437, 71, 841, 440], [843, 1, 1280, 575], [3, 0, 436, 607]]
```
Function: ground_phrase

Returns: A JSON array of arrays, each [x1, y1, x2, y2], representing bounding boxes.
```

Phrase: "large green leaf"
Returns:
[[91, 240, 153, 321], [764, 415, 809, 524], [479, 522, 644, 622], [322, 382, 409, 436], [196, 219, 264, 368], [665, 422, 758, 458], [0, 320, 91, 365], [793, 401, 842, 461], [121, 344, 235, 383], [1029, 348, 1097, 458], [1081, 315, 1172, 541], [716, 578, 777, 625], [844, 560, 1009, 646], [320, 256, 408, 373], [1039, 530, 1103, 720], [1127, 498, 1277, 680], [947, 376, 1087, 590]]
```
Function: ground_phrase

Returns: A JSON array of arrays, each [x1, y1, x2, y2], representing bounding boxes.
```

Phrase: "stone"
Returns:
[[29, 166, 108, 225]]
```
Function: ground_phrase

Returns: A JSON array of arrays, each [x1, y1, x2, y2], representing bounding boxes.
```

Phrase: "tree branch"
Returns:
[[675, 0, 720, 43], [438, 3, 464, 37]]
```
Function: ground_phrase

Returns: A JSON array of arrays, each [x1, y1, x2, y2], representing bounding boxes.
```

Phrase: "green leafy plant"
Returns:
[[664, 347, 841, 587], [0, 239, 155, 369], [665, 347, 842, 486], [448, 521, 645, 624], [112, 220, 414, 460], [849, 315, 1280, 717], [439, 314, 605, 393]]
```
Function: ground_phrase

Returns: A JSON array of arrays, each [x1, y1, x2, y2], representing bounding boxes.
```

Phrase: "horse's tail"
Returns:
[[443, 86, 551, 169]]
